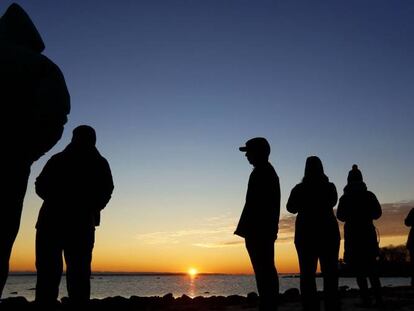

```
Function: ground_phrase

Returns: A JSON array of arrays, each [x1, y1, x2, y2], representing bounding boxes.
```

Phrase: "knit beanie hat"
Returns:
[[347, 164, 363, 183]]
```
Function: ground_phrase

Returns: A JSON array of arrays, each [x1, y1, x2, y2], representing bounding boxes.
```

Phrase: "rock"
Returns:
[[162, 293, 174, 303], [247, 291, 258, 305]]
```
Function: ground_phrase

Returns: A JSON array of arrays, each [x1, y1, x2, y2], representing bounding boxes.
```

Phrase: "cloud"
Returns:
[[136, 201, 414, 247], [136, 213, 241, 247], [374, 201, 414, 238], [192, 241, 244, 248], [278, 201, 414, 241]]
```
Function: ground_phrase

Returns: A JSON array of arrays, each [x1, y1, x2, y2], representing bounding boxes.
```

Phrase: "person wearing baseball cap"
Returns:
[[235, 137, 280, 311]]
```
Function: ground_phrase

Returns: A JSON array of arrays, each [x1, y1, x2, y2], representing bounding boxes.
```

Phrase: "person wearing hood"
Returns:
[[337, 165, 382, 306], [34, 125, 113, 306], [404, 208, 414, 287], [0, 3, 70, 298], [287, 156, 340, 311]]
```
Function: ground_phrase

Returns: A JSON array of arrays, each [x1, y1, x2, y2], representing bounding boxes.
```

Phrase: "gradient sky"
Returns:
[[3, 0, 414, 274]]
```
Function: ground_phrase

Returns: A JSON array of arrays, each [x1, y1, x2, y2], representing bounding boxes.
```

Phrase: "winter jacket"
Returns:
[[0, 4, 70, 163], [235, 162, 280, 240], [287, 178, 339, 248], [405, 208, 414, 251], [337, 182, 381, 263], [35, 143, 113, 230]]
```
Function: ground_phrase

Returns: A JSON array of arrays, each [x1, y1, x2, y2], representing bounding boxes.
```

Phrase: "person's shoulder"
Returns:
[[96, 152, 111, 169], [49, 151, 64, 160], [43, 151, 65, 166], [291, 182, 304, 193], [365, 190, 378, 200], [265, 162, 279, 177], [328, 181, 337, 189], [37, 54, 65, 76]]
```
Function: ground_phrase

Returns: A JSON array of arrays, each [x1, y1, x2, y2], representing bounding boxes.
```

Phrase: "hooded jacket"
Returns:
[[35, 142, 114, 230], [0, 3, 70, 162], [337, 182, 382, 262], [287, 176, 339, 247], [405, 208, 414, 251]]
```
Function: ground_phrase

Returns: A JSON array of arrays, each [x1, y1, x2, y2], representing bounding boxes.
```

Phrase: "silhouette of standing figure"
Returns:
[[287, 156, 340, 311], [337, 165, 382, 306], [404, 208, 414, 287], [0, 3, 70, 298], [34, 125, 113, 306], [235, 137, 280, 311]]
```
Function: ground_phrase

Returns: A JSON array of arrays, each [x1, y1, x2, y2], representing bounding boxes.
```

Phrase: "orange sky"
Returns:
[[10, 198, 412, 274]]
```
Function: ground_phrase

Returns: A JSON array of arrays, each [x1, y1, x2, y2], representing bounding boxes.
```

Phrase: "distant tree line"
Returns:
[[338, 245, 411, 277]]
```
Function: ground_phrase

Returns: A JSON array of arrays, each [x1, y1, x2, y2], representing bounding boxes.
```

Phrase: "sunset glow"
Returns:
[[188, 268, 198, 277], [2, 0, 414, 276]]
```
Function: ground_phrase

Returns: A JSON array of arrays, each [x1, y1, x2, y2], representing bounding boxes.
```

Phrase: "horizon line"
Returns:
[[9, 271, 299, 276]]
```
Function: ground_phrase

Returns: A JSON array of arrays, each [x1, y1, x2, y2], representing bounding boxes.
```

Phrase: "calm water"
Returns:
[[3, 274, 411, 301]]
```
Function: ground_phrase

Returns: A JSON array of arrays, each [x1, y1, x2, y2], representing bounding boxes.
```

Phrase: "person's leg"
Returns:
[[410, 250, 414, 287], [296, 244, 319, 311], [0, 161, 31, 298], [246, 238, 278, 311], [319, 242, 340, 311], [35, 228, 63, 305], [64, 228, 94, 305], [367, 257, 382, 305]]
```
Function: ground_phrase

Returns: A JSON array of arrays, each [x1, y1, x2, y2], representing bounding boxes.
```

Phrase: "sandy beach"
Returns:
[[0, 286, 413, 310]]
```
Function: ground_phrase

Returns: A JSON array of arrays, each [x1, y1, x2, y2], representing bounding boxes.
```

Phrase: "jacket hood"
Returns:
[[0, 3, 45, 53]]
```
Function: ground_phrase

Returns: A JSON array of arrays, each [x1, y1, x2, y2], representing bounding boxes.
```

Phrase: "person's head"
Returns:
[[71, 125, 96, 149], [303, 156, 327, 182], [347, 164, 363, 183], [239, 137, 270, 166]]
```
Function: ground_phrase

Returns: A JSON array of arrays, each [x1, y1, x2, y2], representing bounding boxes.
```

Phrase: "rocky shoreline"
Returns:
[[1, 286, 413, 310]]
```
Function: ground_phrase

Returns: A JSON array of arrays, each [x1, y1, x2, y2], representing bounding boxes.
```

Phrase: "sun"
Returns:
[[188, 268, 198, 277]]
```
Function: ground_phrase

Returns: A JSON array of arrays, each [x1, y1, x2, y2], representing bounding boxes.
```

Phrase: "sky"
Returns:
[[2, 0, 414, 274]]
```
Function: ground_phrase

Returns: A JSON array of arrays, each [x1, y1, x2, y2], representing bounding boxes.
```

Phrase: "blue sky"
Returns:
[[3, 0, 414, 272]]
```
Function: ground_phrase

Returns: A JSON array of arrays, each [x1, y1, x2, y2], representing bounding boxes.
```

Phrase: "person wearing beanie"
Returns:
[[34, 125, 113, 306], [337, 165, 382, 306]]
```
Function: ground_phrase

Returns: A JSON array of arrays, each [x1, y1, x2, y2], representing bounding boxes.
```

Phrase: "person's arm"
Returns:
[[30, 58, 70, 161], [328, 182, 338, 208], [336, 196, 347, 222], [287, 185, 300, 214], [97, 158, 114, 210], [271, 174, 281, 240], [368, 192, 382, 220], [35, 156, 57, 200], [405, 208, 414, 227]]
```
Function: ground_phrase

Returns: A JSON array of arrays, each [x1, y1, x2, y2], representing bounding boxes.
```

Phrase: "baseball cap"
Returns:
[[239, 137, 271, 155]]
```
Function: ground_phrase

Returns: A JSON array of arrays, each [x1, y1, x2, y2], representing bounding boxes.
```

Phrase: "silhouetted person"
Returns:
[[0, 3, 70, 298], [337, 165, 382, 306], [287, 156, 340, 311], [235, 137, 280, 311], [405, 208, 414, 287], [34, 125, 113, 306]]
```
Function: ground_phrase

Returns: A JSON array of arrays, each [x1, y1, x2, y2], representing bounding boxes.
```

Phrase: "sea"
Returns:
[[3, 274, 411, 301]]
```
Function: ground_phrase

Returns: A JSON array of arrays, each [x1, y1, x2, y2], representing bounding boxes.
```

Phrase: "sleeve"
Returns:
[[328, 182, 338, 208], [405, 208, 414, 227], [29, 59, 70, 161], [35, 156, 57, 200], [96, 158, 114, 210], [336, 195, 347, 222], [368, 192, 382, 220], [287, 185, 301, 214]]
